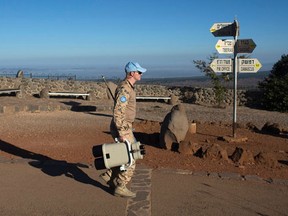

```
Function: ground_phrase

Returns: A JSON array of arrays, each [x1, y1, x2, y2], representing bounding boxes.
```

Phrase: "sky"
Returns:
[[0, 0, 287, 78]]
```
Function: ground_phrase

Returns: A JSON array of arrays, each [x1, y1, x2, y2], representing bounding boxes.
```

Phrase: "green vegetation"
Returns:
[[193, 53, 232, 106], [258, 54, 288, 112]]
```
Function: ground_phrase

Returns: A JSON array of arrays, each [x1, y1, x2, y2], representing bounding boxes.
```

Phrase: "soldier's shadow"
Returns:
[[134, 132, 161, 148], [102, 131, 162, 149], [0, 139, 110, 193]]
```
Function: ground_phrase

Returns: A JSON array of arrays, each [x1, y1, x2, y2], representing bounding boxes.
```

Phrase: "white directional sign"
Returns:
[[238, 58, 262, 73], [210, 23, 232, 32], [210, 22, 238, 37], [210, 58, 262, 73], [210, 58, 232, 73], [236, 39, 256, 53], [215, 39, 235, 54]]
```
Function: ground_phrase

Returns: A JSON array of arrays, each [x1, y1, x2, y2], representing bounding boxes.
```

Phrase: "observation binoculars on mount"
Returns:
[[92, 140, 145, 171]]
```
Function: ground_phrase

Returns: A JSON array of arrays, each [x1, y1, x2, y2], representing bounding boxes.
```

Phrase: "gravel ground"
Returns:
[[1, 96, 288, 129], [136, 102, 288, 130], [0, 97, 288, 180]]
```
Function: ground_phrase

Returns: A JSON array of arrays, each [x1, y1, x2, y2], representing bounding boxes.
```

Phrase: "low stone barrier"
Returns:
[[0, 77, 261, 106]]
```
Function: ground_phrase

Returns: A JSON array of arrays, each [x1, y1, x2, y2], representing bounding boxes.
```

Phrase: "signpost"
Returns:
[[210, 23, 232, 32], [210, 58, 262, 73], [210, 22, 237, 37], [210, 58, 232, 72], [238, 58, 262, 73], [215, 39, 256, 54], [236, 39, 256, 53], [215, 39, 235, 54], [210, 19, 262, 138]]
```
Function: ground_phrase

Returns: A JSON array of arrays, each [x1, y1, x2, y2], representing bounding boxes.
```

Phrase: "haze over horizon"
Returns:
[[1, 0, 287, 78]]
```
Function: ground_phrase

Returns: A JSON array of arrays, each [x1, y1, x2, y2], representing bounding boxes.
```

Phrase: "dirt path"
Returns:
[[0, 99, 288, 215], [0, 101, 287, 180]]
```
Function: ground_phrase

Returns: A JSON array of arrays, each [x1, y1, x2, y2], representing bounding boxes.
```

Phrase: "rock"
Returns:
[[245, 122, 260, 132], [261, 122, 282, 135], [204, 144, 230, 162], [188, 123, 197, 134], [168, 104, 189, 142], [219, 149, 230, 162], [159, 104, 189, 150], [16, 70, 24, 78], [190, 142, 201, 153], [230, 147, 243, 162], [162, 130, 176, 150], [254, 152, 278, 168], [169, 94, 178, 105], [229, 147, 255, 165], [178, 141, 193, 155], [194, 147, 204, 158], [15, 85, 24, 99], [87, 91, 96, 101], [40, 88, 49, 99]]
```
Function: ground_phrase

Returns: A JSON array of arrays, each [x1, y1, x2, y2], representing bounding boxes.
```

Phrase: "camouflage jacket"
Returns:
[[113, 79, 136, 136]]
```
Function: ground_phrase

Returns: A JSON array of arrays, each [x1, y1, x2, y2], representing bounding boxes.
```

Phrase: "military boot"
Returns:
[[99, 172, 110, 184], [99, 172, 115, 189], [114, 185, 136, 198]]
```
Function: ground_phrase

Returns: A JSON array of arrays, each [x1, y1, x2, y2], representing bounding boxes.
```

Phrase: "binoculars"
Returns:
[[92, 140, 145, 171]]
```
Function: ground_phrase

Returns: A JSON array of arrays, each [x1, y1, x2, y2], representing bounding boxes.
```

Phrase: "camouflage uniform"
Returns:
[[106, 79, 137, 186]]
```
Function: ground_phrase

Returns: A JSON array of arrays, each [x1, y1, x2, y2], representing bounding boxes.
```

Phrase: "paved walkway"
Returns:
[[0, 157, 288, 216]]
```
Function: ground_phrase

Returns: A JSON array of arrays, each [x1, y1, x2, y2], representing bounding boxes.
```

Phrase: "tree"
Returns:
[[258, 54, 288, 112], [193, 53, 232, 106]]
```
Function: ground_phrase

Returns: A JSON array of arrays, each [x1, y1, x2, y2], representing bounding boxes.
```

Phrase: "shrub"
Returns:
[[258, 54, 288, 112], [193, 53, 232, 107]]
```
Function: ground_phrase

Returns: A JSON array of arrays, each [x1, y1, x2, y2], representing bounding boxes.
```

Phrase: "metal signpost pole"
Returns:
[[232, 20, 239, 138]]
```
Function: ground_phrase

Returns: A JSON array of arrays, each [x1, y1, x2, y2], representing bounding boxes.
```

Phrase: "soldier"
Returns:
[[99, 61, 147, 198]]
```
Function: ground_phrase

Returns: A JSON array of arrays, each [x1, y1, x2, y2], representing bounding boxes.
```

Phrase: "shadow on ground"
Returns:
[[0, 139, 111, 194], [61, 101, 97, 112]]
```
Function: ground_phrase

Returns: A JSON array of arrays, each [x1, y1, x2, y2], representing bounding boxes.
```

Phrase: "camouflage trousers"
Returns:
[[104, 120, 136, 186]]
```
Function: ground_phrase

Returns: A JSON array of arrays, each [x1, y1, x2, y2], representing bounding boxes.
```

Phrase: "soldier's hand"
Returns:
[[118, 136, 126, 142]]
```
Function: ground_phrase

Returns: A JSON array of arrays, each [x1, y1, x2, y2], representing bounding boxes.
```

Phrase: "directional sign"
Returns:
[[210, 58, 262, 73], [236, 39, 256, 53], [215, 39, 235, 54], [238, 58, 262, 73], [210, 23, 232, 32], [210, 22, 238, 37], [210, 58, 232, 73]]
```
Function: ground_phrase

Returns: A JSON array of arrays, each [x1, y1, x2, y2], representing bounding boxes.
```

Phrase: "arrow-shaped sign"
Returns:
[[238, 58, 262, 73], [236, 39, 256, 53], [210, 23, 232, 32], [209, 58, 233, 73], [210, 58, 262, 73], [210, 22, 238, 37], [215, 39, 235, 54]]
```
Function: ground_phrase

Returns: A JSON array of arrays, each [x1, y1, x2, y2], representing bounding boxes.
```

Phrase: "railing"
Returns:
[[0, 72, 76, 80]]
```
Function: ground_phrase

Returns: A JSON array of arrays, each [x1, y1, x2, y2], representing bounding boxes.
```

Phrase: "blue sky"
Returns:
[[0, 0, 287, 78]]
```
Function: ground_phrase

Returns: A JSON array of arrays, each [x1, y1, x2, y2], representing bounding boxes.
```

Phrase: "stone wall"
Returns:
[[0, 77, 108, 100], [0, 77, 261, 106], [168, 87, 252, 106]]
